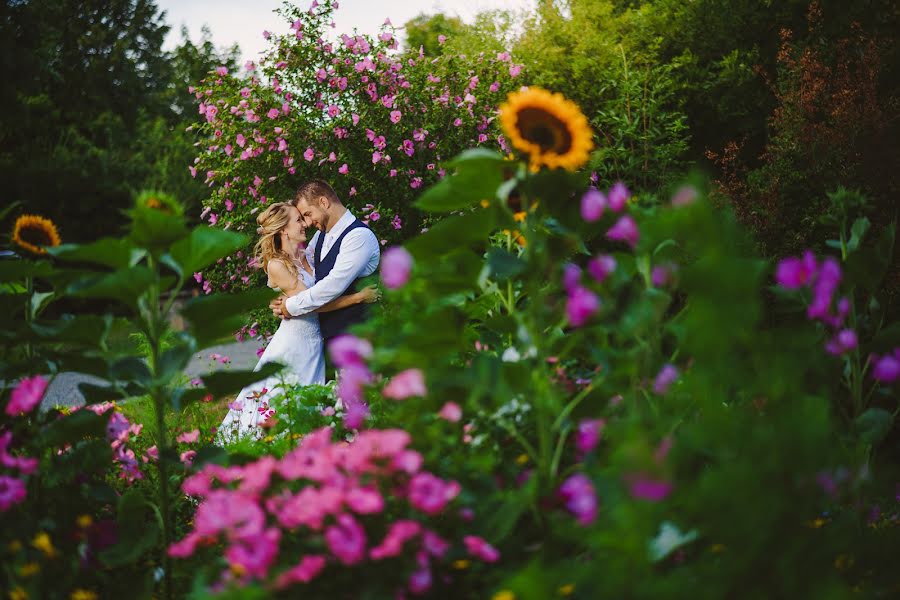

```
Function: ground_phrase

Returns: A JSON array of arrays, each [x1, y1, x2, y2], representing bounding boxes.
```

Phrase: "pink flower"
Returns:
[[409, 564, 432, 594], [352, 113, 360, 125], [216, 66, 228, 76], [372, 151, 382, 164], [267, 108, 279, 119], [0, 475, 28, 511], [581, 187, 607, 223], [381, 246, 413, 289], [808, 257, 841, 320], [275, 555, 327, 588], [625, 474, 673, 502], [328, 335, 373, 368], [563, 263, 581, 292], [6, 375, 47, 416], [176, 429, 200, 444], [608, 181, 630, 211], [236, 133, 246, 147], [369, 520, 421, 559], [304, 148, 315, 161], [463, 535, 500, 562], [438, 401, 462, 422], [390, 110, 402, 123], [224, 527, 281, 579], [194, 490, 265, 539], [408, 472, 460, 515], [872, 350, 900, 383], [653, 364, 678, 395], [575, 418, 605, 456], [587, 254, 616, 283], [180, 450, 197, 468], [345, 486, 384, 514], [671, 185, 698, 207], [606, 215, 639, 248], [338, 163, 349, 174], [566, 287, 600, 327], [383, 369, 426, 400], [825, 329, 858, 355], [509, 64, 522, 77], [324, 513, 367, 565], [327, 104, 340, 117], [558, 473, 597, 524], [437, 34, 446, 44], [775, 250, 817, 289]]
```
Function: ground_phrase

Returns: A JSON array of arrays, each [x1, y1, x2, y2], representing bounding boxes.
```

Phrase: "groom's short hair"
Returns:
[[294, 180, 340, 206]]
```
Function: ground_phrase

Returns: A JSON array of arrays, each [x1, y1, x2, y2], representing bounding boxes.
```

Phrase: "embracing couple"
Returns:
[[218, 179, 381, 442]]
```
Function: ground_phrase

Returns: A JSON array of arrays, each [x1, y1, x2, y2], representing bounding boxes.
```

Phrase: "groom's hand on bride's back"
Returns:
[[270, 297, 290, 319]]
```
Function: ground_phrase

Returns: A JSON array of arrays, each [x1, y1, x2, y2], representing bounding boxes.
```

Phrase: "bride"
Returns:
[[217, 202, 379, 443]]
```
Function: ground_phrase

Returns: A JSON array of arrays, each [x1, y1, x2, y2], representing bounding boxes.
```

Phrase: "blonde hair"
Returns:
[[254, 202, 299, 279]]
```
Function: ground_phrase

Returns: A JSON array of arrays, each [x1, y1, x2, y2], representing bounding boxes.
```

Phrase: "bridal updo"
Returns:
[[254, 202, 298, 279]]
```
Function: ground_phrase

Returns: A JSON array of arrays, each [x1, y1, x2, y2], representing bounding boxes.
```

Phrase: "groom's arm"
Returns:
[[283, 229, 379, 317]]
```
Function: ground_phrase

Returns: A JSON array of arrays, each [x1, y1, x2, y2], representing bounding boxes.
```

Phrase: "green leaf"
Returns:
[[845, 223, 895, 292], [29, 314, 112, 347], [406, 209, 497, 261], [847, 217, 870, 252], [855, 408, 893, 445], [198, 362, 285, 398], [415, 148, 506, 212], [0, 259, 56, 282], [48, 238, 146, 269], [169, 227, 249, 280], [193, 444, 229, 469], [129, 206, 189, 253], [40, 409, 107, 447], [66, 266, 156, 308], [29, 291, 54, 319], [180, 288, 279, 348], [100, 489, 159, 568], [484, 247, 526, 282], [157, 334, 197, 386], [871, 322, 900, 352]]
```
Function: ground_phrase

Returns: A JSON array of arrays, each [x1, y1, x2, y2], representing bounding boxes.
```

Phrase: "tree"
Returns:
[[402, 13, 465, 56]]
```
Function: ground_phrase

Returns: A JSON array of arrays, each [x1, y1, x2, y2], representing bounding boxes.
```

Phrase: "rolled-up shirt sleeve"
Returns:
[[285, 229, 379, 316]]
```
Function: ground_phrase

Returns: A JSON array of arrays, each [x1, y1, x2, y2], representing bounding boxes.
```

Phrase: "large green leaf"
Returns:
[[29, 314, 112, 347], [846, 223, 895, 292], [484, 247, 527, 283], [180, 287, 279, 348], [157, 334, 197, 386], [100, 489, 160, 568], [48, 238, 146, 269], [197, 362, 285, 398], [40, 409, 107, 447], [66, 266, 156, 308], [0, 259, 56, 282], [855, 407, 893, 446], [129, 206, 189, 254], [847, 217, 870, 253], [415, 148, 506, 212], [168, 226, 249, 280], [406, 208, 497, 261]]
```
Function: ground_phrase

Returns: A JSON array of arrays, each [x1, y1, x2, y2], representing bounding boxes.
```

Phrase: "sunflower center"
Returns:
[[19, 224, 55, 247], [516, 108, 573, 155]]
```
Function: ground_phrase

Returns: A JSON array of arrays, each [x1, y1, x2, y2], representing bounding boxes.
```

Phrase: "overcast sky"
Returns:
[[157, 0, 534, 62]]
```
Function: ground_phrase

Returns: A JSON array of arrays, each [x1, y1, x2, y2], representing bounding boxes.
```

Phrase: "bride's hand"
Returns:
[[359, 285, 382, 304]]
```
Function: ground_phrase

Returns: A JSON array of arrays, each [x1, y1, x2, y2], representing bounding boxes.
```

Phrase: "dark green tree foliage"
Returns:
[[0, 1, 239, 241], [403, 12, 465, 56]]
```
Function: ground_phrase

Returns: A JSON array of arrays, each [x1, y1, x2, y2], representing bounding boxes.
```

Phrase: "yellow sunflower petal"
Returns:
[[12, 214, 61, 255]]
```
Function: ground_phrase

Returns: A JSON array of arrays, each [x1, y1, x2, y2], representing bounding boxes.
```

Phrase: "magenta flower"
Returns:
[[327, 104, 340, 117], [606, 215, 639, 248], [303, 148, 315, 161], [224, 527, 281, 579], [558, 473, 598, 525], [383, 369, 426, 400], [566, 286, 600, 327], [625, 474, 673, 502], [0, 475, 27, 512], [653, 364, 678, 395], [390, 110, 402, 123], [563, 263, 582, 292], [408, 472, 460, 515], [825, 329, 858, 355], [580, 188, 607, 222], [6, 375, 47, 416], [381, 246, 413, 289], [872, 350, 900, 383], [266, 108, 279, 119], [438, 401, 462, 422], [275, 555, 327, 588], [324, 513, 367, 565], [608, 181, 630, 211], [463, 535, 500, 562], [808, 257, 841, 320], [409, 564, 432, 594], [338, 163, 349, 174], [587, 254, 616, 283], [176, 429, 200, 444], [775, 250, 817, 289], [651, 264, 676, 288], [194, 490, 265, 539], [372, 151, 382, 164], [575, 418, 605, 456], [369, 520, 421, 560]]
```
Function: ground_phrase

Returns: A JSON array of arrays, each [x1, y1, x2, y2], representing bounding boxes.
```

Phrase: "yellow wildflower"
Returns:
[[70, 590, 98, 600], [493, 591, 516, 600], [451, 559, 470, 570], [558, 584, 575, 596], [19, 562, 39, 577], [31, 532, 56, 558]]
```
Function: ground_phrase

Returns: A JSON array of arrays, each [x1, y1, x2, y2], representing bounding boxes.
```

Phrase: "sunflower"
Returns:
[[12, 214, 61, 255], [499, 87, 593, 172]]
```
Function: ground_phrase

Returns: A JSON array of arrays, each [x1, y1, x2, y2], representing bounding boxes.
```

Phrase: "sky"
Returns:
[[157, 0, 534, 62]]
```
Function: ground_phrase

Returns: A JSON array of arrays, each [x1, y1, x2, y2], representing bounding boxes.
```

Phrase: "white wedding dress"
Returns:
[[216, 265, 325, 443]]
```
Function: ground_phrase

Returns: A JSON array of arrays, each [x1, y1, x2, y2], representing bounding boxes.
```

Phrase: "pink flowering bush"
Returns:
[[188, 0, 522, 316], [168, 426, 499, 596]]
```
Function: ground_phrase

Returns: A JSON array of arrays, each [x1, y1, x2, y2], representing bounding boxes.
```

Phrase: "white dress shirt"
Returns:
[[285, 210, 380, 316]]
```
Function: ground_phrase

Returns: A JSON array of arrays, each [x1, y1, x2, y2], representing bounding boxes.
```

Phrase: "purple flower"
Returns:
[[825, 329, 858, 355], [328, 335, 373, 368], [808, 257, 841, 320], [653, 364, 678, 395], [566, 287, 600, 327], [381, 247, 413, 289], [625, 473, 673, 502], [563, 263, 582, 292], [575, 419, 605, 457], [0, 475, 27, 512], [606, 215, 639, 249], [651, 264, 677, 288], [872, 350, 900, 383], [558, 473, 597, 525], [580, 188, 606, 222], [608, 181, 630, 211], [587, 254, 616, 283], [775, 250, 817, 289]]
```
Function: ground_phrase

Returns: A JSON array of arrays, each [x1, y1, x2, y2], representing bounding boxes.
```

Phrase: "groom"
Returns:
[[269, 179, 381, 345]]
